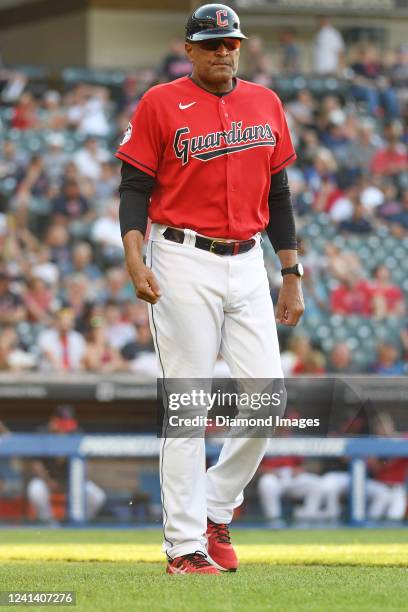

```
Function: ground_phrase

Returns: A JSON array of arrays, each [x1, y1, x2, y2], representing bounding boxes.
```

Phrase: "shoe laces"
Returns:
[[209, 520, 231, 544], [181, 551, 211, 569]]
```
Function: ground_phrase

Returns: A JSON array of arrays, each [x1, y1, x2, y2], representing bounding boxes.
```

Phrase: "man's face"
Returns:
[[0, 277, 9, 294], [185, 38, 241, 85], [57, 311, 74, 333]]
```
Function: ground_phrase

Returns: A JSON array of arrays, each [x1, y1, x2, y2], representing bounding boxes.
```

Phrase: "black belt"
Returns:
[[163, 228, 256, 256]]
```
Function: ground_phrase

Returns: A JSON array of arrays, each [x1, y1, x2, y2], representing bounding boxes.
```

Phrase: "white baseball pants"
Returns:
[[27, 477, 106, 521], [257, 468, 323, 520], [147, 224, 283, 559], [318, 472, 392, 520]]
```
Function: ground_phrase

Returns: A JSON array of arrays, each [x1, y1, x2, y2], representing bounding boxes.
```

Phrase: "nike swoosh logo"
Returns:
[[179, 102, 196, 110]]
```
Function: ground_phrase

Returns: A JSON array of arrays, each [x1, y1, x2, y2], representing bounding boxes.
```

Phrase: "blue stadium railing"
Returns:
[[0, 433, 407, 526]]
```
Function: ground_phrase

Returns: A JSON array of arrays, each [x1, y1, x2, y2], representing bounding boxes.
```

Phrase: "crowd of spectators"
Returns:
[[0, 19, 407, 376]]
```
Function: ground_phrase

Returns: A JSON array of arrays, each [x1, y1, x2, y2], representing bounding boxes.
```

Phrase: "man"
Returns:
[[26, 406, 106, 524], [37, 307, 86, 372], [313, 16, 345, 75], [0, 271, 26, 325], [116, 3, 304, 575]]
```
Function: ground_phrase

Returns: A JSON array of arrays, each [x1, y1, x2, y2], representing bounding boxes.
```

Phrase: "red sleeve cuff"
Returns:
[[115, 151, 157, 178], [271, 152, 297, 175]]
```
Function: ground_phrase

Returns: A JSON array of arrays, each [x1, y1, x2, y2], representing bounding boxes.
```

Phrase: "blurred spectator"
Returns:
[[280, 29, 301, 73], [328, 182, 359, 222], [305, 147, 338, 200], [41, 90, 67, 131], [31, 245, 60, 288], [350, 45, 400, 118], [327, 342, 355, 374], [338, 201, 373, 235], [44, 224, 71, 271], [62, 242, 102, 281], [388, 188, 408, 233], [330, 275, 372, 316], [376, 182, 402, 222], [287, 90, 316, 127], [26, 407, 106, 524], [91, 199, 123, 264], [82, 315, 126, 373], [280, 334, 313, 376], [359, 175, 384, 212], [66, 85, 110, 137], [0, 140, 27, 182], [372, 343, 406, 375], [371, 121, 407, 177], [11, 92, 39, 130], [51, 180, 93, 228], [293, 349, 326, 374], [339, 119, 379, 173], [62, 273, 92, 323], [42, 133, 69, 181], [160, 39, 192, 81], [122, 300, 149, 328], [370, 265, 405, 318], [74, 136, 110, 181], [323, 244, 362, 284], [313, 16, 344, 75], [104, 300, 136, 352], [300, 268, 328, 318], [0, 326, 35, 371], [0, 271, 26, 325], [99, 267, 134, 304], [94, 162, 119, 203], [37, 308, 86, 372], [123, 321, 154, 360], [245, 36, 265, 78], [22, 274, 55, 325]]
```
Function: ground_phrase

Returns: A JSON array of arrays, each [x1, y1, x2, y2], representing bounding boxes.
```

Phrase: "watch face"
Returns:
[[297, 263, 304, 277]]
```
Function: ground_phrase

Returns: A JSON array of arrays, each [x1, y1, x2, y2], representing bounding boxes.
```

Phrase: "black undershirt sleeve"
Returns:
[[118, 161, 155, 238], [265, 169, 298, 253]]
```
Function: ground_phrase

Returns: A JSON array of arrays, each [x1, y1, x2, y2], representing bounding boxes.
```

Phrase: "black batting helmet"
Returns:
[[185, 3, 247, 42]]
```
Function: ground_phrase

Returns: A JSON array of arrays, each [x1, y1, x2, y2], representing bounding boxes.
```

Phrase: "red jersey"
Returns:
[[371, 145, 407, 176], [374, 458, 408, 485], [115, 76, 296, 240], [330, 280, 373, 316], [369, 282, 404, 313]]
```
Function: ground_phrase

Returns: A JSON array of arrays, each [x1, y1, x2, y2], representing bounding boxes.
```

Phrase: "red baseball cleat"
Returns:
[[206, 518, 238, 572], [166, 551, 221, 575]]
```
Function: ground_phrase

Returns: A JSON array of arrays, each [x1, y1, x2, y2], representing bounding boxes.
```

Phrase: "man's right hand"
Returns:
[[127, 260, 162, 304], [123, 230, 162, 304]]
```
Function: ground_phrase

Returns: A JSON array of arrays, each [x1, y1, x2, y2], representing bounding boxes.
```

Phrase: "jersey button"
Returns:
[[225, 113, 229, 118], [221, 100, 225, 104]]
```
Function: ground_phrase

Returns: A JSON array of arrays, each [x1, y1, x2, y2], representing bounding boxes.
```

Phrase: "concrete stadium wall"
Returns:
[[0, 6, 406, 70], [0, 10, 88, 67], [87, 9, 186, 69], [84, 9, 408, 70]]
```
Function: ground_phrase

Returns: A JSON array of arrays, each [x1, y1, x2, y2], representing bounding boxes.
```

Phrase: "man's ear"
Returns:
[[185, 42, 193, 60]]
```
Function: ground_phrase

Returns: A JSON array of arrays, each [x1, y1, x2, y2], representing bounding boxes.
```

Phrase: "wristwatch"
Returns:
[[281, 263, 304, 278]]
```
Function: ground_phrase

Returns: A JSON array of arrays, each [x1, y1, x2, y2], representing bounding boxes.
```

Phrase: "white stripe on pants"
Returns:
[[147, 225, 283, 559]]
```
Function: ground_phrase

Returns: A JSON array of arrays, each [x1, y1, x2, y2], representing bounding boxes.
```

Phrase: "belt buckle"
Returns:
[[209, 239, 229, 253]]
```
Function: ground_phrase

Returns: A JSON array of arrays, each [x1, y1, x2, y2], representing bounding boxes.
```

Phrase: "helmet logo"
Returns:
[[216, 9, 228, 27]]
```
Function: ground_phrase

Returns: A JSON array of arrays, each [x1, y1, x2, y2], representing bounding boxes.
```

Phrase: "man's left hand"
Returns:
[[276, 276, 305, 326]]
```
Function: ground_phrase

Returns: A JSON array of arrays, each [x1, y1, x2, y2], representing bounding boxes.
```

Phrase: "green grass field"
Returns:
[[0, 528, 407, 611]]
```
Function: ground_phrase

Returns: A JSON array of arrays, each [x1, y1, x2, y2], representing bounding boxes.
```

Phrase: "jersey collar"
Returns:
[[187, 76, 240, 99]]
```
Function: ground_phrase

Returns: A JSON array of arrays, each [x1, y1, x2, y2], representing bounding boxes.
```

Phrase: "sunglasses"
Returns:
[[197, 38, 241, 52]]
